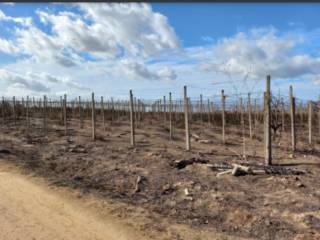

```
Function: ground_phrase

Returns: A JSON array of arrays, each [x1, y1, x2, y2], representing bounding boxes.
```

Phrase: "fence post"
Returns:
[[163, 95, 166, 125], [60, 96, 64, 124], [264, 75, 272, 166], [111, 97, 114, 124], [129, 90, 135, 146], [240, 97, 246, 159], [169, 92, 173, 140], [184, 86, 190, 151], [221, 90, 226, 144], [64, 94, 67, 136], [1, 97, 4, 125], [13, 96, 16, 127], [91, 92, 96, 141], [134, 97, 138, 129], [308, 101, 312, 145], [200, 94, 203, 125], [79, 96, 83, 129], [289, 86, 296, 152], [26, 96, 30, 131], [43, 95, 47, 135], [207, 99, 211, 126], [101, 96, 105, 131], [248, 93, 252, 139]]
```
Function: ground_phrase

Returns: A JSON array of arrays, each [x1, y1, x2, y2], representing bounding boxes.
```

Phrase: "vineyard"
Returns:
[[0, 75, 320, 239]]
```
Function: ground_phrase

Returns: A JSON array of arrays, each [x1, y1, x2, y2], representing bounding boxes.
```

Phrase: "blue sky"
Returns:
[[0, 3, 320, 101]]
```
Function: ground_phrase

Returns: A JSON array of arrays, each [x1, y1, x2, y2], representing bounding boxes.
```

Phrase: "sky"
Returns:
[[0, 2, 320, 102]]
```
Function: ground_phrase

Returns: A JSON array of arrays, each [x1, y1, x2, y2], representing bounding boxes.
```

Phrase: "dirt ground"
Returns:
[[0, 116, 320, 240], [0, 161, 147, 240]]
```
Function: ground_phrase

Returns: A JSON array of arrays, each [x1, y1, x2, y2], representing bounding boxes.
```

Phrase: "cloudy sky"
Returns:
[[0, 3, 320, 101]]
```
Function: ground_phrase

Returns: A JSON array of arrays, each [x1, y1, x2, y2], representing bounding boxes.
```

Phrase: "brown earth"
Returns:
[[0, 116, 320, 240]]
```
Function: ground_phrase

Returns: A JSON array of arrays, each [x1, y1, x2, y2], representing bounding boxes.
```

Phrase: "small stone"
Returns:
[[265, 219, 272, 226], [231, 164, 251, 176], [184, 188, 190, 196], [296, 182, 305, 188]]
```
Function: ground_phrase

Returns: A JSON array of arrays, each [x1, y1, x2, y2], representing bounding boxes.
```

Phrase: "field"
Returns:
[[0, 91, 320, 240]]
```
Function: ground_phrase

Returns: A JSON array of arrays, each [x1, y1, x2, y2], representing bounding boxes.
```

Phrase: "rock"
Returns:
[[296, 182, 305, 188], [264, 219, 272, 226], [184, 188, 190, 196], [134, 175, 146, 193], [231, 164, 252, 176]]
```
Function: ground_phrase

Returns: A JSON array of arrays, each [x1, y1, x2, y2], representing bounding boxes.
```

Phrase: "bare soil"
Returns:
[[0, 161, 147, 240], [0, 117, 320, 240]]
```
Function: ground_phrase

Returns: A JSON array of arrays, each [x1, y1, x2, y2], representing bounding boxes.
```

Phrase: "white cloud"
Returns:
[[120, 59, 177, 81], [0, 9, 32, 26], [0, 3, 179, 82], [0, 38, 19, 54], [201, 27, 320, 82], [77, 3, 179, 58], [0, 69, 50, 93], [14, 25, 79, 67], [0, 68, 90, 96], [31, 3, 179, 63]]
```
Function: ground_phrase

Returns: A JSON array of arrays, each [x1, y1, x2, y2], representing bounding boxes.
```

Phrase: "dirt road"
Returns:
[[0, 161, 147, 240]]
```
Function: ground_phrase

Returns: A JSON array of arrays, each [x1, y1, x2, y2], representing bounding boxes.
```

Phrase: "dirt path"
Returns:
[[0, 161, 148, 240]]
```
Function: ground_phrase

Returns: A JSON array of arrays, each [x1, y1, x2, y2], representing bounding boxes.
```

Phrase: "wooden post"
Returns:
[[200, 94, 203, 125], [211, 101, 215, 126], [101, 96, 105, 131], [308, 101, 312, 145], [221, 90, 226, 144], [281, 97, 285, 132], [248, 93, 252, 139], [60, 96, 64, 124], [264, 75, 272, 166], [91, 92, 96, 141], [169, 92, 172, 140], [184, 86, 190, 151], [134, 97, 138, 129], [207, 99, 211, 126], [48, 99, 52, 119], [2, 97, 5, 125], [43, 95, 47, 135], [111, 97, 114, 124], [26, 96, 30, 131], [163, 95, 166, 125], [129, 90, 135, 146], [240, 97, 246, 159], [78, 96, 83, 129], [64, 94, 67, 136], [12, 96, 16, 127], [21, 97, 25, 117], [289, 86, 296, 151]]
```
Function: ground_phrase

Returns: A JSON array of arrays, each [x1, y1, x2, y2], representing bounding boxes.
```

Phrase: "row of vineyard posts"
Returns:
[[1, 75, 319, 167]]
